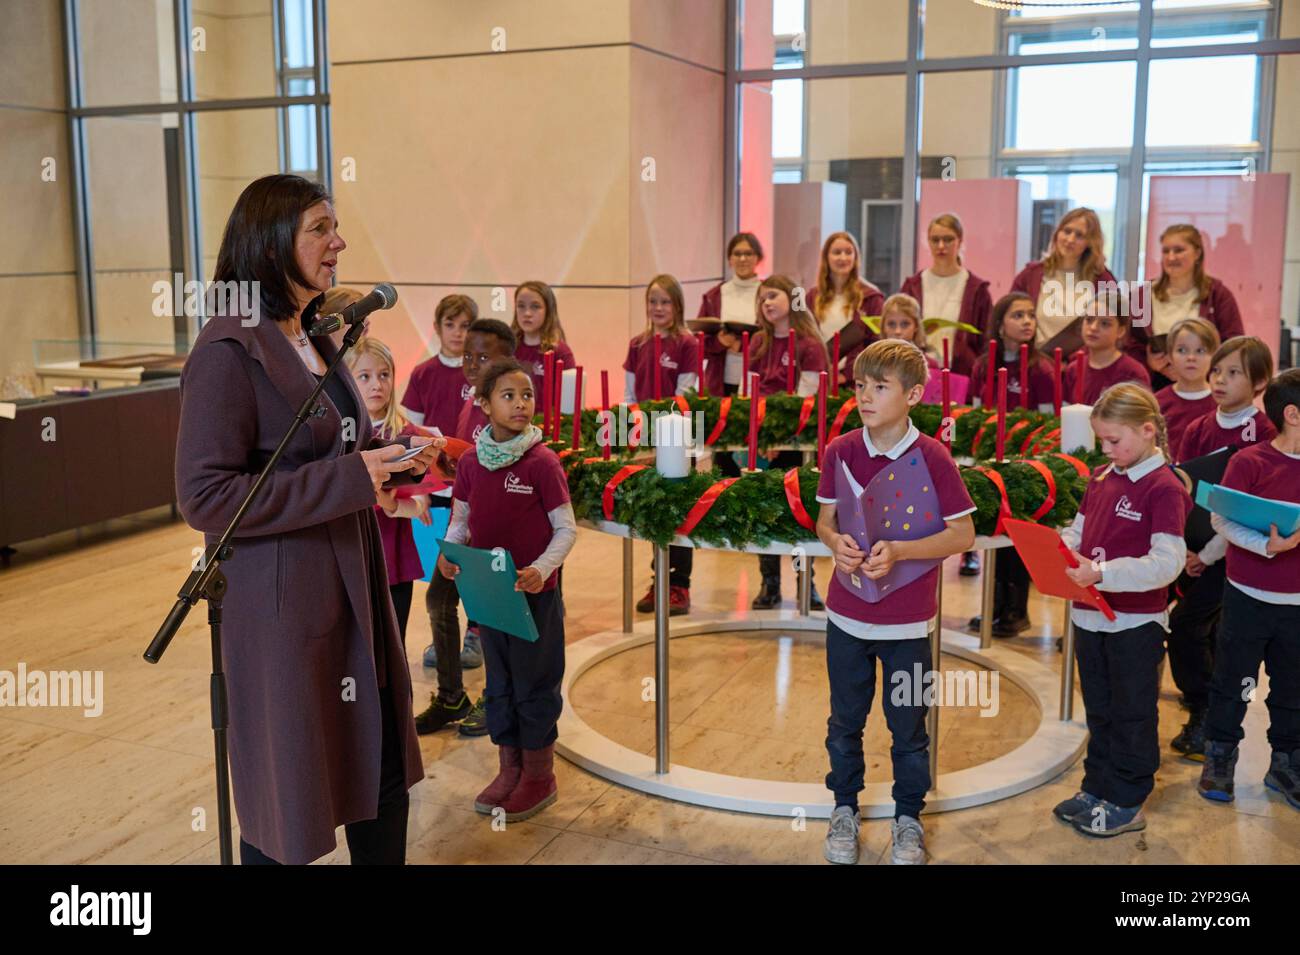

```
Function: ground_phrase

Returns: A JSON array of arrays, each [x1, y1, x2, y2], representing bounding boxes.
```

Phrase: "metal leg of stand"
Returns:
[[622, 537, 633, 633], [1060, 602, 1076, 722], [208, 596, 233, 866], [797, 553, 812, 617], [653, 544, 670, 774], [979, 550, 996, 650], [928, 566, 943, 790]]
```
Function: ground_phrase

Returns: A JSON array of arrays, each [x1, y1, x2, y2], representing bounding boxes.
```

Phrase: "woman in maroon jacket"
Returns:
[[1010, 207, 1118, 353], [175, 175, 438, 865], [698, 232, 764, 399], [811, 231, 885, 388], [898, 213, 992, 376], [1139, 223, 1245, 388]]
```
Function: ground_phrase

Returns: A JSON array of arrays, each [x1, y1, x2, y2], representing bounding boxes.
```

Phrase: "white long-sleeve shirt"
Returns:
[[444, 498, 577, 584]]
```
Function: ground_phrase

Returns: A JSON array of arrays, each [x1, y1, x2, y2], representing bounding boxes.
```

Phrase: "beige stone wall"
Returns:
[[328, 0, 726, 404], [0, 0, 77, 393]]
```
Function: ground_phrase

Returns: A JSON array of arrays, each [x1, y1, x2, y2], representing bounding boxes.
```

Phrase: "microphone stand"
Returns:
[[144, 316, 370, 866]]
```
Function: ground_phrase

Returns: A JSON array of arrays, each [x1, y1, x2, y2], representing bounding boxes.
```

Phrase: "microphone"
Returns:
[[308, 283, 398, 336]]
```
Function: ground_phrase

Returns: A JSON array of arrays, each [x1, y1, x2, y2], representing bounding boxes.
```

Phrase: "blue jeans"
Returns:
[[824, 621, 931, 819]]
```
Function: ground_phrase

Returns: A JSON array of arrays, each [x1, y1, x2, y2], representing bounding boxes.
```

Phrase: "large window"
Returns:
[[64, 0, 329, 352], [733, 0, 1294, 311]]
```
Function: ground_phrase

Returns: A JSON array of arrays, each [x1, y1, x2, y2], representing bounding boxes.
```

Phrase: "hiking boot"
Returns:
[[1198, 739, 1239, 803], [414, 692, 472, 735], [1170, 708, 1207, 762], [457, 695, 490, 737]]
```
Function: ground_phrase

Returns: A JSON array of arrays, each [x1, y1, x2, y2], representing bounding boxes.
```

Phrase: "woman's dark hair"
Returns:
[[727, 231, 764, 262], [468, 318, 517, 353], [478, 358, 532, 401], [212, 174, 332, 323]]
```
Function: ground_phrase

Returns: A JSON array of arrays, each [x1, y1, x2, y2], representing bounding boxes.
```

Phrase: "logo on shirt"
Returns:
[[504, 471, 534, 495], [659, 353, 678, 370], [533, 361, 545, 376], [471, 424, 485, 442], [460, 383, 473, 400], [1114, 495, 1143, 522]]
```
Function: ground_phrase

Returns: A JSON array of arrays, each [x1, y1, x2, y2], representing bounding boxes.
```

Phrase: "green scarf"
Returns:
[[475, 423, 544, 471]]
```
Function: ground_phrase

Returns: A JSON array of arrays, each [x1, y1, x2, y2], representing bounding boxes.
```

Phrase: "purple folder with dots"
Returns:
[[834, 448, 945, 603]]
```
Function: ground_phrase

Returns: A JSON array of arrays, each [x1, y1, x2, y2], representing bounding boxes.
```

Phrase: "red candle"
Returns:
[[747, 373, 759, 471], [542, 351, 554, 433], [832, 332, 841, 390], [786, 331, 796, 394], [571, 366, 583, 449], [941, 368, 951, 452], [741, 331, 751, 397], [1074, 351, 1086, 405], [1053, 347, 1063, 416], [996, 366, 1008, 462], [553, 359, 565, 442], [984, 339, 996, 407], [696, 331, 707, 397], [942, 337, 950, 371], [600, 369, 611, 460], [1019, 343, 1029, 410], [816, 370, 828, 468], [652, 334, 662, 401]]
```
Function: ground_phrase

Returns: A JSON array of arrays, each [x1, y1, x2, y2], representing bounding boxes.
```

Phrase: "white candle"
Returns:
[[654, 411, 691, 479], [559, 367, 585, 415], [1060, 403, 1095, 453]]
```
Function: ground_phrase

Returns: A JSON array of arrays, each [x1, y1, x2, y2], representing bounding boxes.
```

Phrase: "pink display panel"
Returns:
[[1145, 174, 1290, 349], [916, 178, 1032, 301]]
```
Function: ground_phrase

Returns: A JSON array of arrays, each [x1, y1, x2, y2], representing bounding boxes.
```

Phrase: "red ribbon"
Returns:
[[1031, 427, 1062, 455], [794, 395, 816, 435], [1022, 459, 1058, 522], [1051, 451, 1090, 478], [675, 477, 738, 536], [1006, 419, 1033, 447], [1019, 422, 1051, 455], [705, 396, 732, 446], [783, 468, 815, 530], [973, 465, 1012, 536], [674, 395, 690, 415], [602, 464, 648, 520], [828, 397, 858, 442]]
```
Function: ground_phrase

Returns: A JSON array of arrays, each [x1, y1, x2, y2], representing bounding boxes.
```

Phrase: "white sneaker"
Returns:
[[823, 805, 860, 865], [890, 815, 926, 865]]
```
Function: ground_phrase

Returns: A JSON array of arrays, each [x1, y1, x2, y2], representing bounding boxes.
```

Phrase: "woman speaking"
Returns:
[[175, 174, 437, 865]]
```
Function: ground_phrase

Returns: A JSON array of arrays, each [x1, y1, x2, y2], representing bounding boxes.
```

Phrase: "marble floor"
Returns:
[[1, 506, 1297, 865]]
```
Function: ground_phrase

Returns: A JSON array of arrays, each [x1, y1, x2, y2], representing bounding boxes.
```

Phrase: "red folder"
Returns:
[[393, 436, 472, 499], [1002, 517, 1116, 621]]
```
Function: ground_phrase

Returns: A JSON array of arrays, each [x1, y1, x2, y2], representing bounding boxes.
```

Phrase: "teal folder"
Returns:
[[435, 539, 541, 642], [1195, 482, 1300, 538]]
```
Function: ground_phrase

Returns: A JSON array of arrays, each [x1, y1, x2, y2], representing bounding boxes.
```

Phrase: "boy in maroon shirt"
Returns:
[[1062, 309, 1152, 405], [815, 340, 976, 866], [401, 294, 477, 438], [1198, 369, 1300, 811], [1175, 336, 1276, 462]]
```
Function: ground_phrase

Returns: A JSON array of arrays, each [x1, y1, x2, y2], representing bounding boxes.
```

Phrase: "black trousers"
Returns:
[[1166, 561, 1226, 711], [389, 580, 413, 649], [426, 568, 463, 700], [239, 685, 410, 865], [481, 588, 566, 750], [1075, 621, 1165, 807], [1204, 583, 1300, 754], [994, 546, 1030, 619], [649, 547, 694, 589], [824, 623, 931, 819]]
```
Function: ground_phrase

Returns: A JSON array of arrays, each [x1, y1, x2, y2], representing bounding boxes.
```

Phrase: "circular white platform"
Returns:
[[558, 612, 1087, 819]]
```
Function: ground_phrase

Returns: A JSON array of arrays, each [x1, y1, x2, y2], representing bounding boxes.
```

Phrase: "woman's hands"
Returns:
[[361, 437, 446, 497]]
